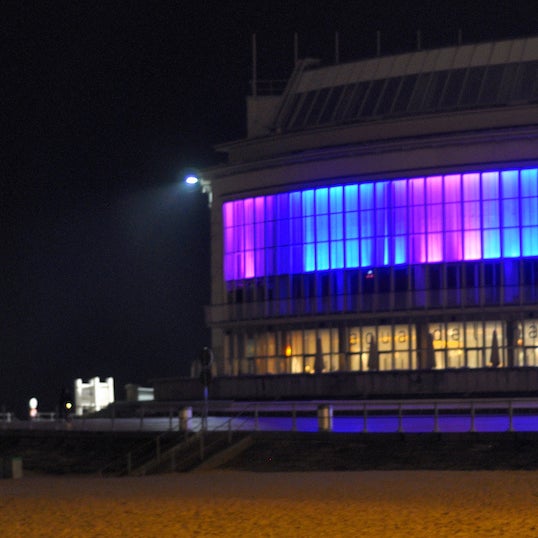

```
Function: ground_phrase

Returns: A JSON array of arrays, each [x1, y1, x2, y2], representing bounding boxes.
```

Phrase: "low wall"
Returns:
[[152, 367, 538, 401]]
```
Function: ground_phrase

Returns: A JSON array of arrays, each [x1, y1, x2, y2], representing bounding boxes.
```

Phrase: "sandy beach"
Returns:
[[1, 471, 538, 537]]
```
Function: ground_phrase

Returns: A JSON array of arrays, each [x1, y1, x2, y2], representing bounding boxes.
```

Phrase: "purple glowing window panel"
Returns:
[[222, 167, 538, 281]]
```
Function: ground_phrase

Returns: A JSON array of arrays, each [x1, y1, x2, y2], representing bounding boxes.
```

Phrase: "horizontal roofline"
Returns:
[[297, 35, 538, 91]]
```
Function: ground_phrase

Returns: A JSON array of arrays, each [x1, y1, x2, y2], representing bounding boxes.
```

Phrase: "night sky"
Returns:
[[3, 1, 536, 416]]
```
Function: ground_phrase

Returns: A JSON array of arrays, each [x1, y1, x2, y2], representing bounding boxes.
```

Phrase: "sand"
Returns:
[[1, 471, 538, 537]]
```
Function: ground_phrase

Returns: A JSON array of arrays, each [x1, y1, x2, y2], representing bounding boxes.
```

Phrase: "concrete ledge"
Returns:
[[219, 431, 538, 472], [153, 368, 538, 402]]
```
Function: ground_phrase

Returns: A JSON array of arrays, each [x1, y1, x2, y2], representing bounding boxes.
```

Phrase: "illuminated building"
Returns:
[[165, 36, 538, 399]]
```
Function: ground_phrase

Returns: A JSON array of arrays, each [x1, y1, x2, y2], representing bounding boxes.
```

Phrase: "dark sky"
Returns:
[[3, 1, 536, 416]]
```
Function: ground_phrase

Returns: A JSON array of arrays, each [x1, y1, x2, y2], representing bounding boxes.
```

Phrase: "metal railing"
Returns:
[[98, 403, 256, 476], [2, 398, 538, 434]]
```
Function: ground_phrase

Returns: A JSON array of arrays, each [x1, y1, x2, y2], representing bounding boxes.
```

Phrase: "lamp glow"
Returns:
[[185, 175, 199, 185], [184, 172, 212, 207]]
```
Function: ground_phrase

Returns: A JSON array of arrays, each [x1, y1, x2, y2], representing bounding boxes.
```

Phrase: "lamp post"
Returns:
[[185, 174, 212, 207]]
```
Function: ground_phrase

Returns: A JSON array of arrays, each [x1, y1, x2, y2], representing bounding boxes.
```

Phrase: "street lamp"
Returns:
[[184, 173, 212, 207]]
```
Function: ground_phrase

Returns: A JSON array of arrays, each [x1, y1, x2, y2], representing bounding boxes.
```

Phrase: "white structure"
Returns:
[[124, 383, 155, 402], [74, 376, 115, 416]]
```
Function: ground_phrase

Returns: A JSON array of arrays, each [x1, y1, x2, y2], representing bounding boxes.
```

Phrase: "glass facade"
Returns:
[[223, 167, 538, 281], [227, 320, 538, 376], [221, 166, 538, 375]]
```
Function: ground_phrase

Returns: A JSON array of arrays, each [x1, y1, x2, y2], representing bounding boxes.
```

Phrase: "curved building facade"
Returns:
[[202, 36, 538, 393]]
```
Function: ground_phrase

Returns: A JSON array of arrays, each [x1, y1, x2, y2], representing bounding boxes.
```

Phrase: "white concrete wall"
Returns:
[[74, 377, 115, 416]]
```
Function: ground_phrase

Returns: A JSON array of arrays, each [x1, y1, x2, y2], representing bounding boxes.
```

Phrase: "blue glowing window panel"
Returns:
[[277, 216, 290, 247], [463, 201, 481, 237], [375, 183, 390, 247], [222, 166, 538, 281], [376, 181, 389, 206], [361, 239, 373, 267], [317, 242, 329, 270], [304, 216, 315, 243], [290, 245, 303, 273], [265, 247, 275, 276], [376, 207, 389, 257], [501, 170, 519, 198], [290, 192, 302, 221], [303, 190, 315, 215], [265, 218, 275, 249], [360, 183, 374, 209], [503, 199, 520, 227], [276, 248, 290, 274], [291, 216, 302, 245], [394, 206, 407, 232], [361, 210, 374, 237], [276, 193, 289, 219], [503, 228, 521, 257], [330, 186, 343, 213], [393, 236, 407, 264], [392, 179, 407, 206], [331, 241, 345, 269], [521, 168, 538, 196], [483, 200, 500, 228], [482, 172, 499, 199], [393, 206, 408, 264], [483, 229, 501, 259], [345, 212, 359, 239], [331, 212, 344, 241], [304, 244, 316, 272], [316, 188, 328, 214], [344, 184, 358, 211], [317, 215, 329, 242], [523, 227, 538, 256], [376, 236, 389, 265], [346, 239, 359, 267], [522, 197, 538, 226]]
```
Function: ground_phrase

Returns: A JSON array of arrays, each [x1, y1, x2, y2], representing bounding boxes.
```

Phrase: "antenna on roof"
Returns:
[[416, 29, 422, 50], [294, 33, 299, 65], [376, 30, 381, 56], [251, 33, 257, 97], [334, 31, 340, 64]]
